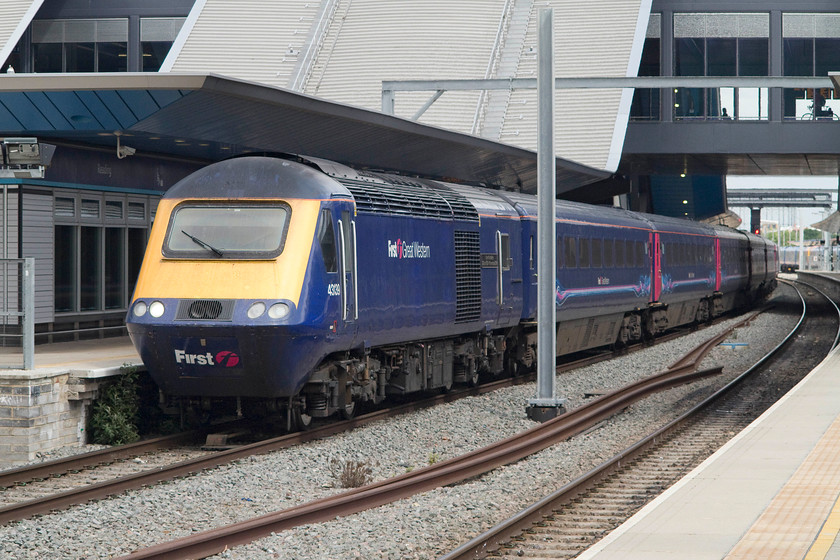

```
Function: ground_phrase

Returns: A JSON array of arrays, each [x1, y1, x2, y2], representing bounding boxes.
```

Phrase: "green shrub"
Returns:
[[88, 364, 141, 445]]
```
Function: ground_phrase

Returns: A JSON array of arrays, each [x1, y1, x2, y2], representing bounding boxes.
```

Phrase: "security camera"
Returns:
[[117, 145, 136, 158]]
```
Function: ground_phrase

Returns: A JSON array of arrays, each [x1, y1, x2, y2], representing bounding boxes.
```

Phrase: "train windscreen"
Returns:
[[163, 203, 290, 259]]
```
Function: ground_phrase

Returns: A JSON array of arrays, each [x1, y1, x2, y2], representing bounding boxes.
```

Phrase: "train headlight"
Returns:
[[247, 302, 266, 319], [132, 301, 147, 317], [268, 302, 290, 319], [149, 301, 166, 318]]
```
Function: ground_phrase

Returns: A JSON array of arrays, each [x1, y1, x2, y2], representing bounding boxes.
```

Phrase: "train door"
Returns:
[[496, 230, 515, 326], [714, 238, 721, 291], [337, 210, 358, 331], [651, 232, 662, 301]]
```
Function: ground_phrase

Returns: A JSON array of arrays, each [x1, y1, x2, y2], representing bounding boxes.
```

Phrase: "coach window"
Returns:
[[529, 235, 535, 270], [564, 237, 577, 268], [317, 209, 338, 273], [604, 238, 614, 267], [615, 238, 625, 268], [591, 239, 603, 268], [499, 234, 511, 270], [637, 241, 647, 267], [579, 238, 591, 268]]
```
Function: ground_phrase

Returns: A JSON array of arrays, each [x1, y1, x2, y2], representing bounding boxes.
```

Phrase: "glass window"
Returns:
[[529, 235, 534, 270], [615, 238, 625, 267], [591, 239, 603, 268], [675, 38, 705, 76], [564, 237, 577, 268], [707, 39, 736, 75], [33, 43, 62, 72], [500, 233, 511, 271], [604, 239, 614, 267], [104, 228, 124, 309], [165, 204, 290, 258], [579, 238, 591, 268], [738, 87, 768, 120], [97, 42, 127, 72], [631, 38, 661, 120], [317, 209, 337, 273], [142, 42, 172, 72], [739, 38, 768, 76], [128, 228, 146, 288], [66, 43, 95, 72], [816, 39, 840, 78], [784, 38, 813, 76], [55, 226, 76, 312], [80, 227, 101, 311]]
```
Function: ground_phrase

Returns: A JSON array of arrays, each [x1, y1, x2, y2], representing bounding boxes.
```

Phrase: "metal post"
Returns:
[[381, 88, 395, 115], [799, 211, 805, 271], [22, 258, 33, 369], [527, 8, 566, 422]]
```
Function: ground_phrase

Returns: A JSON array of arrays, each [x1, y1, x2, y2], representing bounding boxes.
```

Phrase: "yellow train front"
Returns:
[[126, 156, 355, 411]]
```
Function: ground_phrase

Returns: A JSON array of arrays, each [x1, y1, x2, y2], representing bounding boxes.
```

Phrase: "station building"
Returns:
[[0, 0, 836, 341]]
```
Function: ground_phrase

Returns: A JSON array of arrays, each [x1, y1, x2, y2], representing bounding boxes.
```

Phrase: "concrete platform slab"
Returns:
[[577, 349, 840, 560]]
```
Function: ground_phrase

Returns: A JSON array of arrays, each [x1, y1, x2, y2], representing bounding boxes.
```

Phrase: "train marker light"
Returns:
[[133, 301, 147, 317], [247, 302, 266, 319], [268, 302, 290, 319]]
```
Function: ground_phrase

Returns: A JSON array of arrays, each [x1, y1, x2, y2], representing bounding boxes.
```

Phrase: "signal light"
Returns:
[[753, 228, 760, 235]]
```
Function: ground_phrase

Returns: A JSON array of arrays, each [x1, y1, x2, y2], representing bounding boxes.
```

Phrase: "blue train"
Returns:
[[126, 155, 778, 426]]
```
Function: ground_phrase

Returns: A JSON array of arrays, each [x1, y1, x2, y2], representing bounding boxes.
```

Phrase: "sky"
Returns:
[[726, 175, 839, 231]]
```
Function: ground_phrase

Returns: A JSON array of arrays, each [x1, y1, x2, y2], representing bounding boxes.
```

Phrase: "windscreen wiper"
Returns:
[[181, 230, 224, 257]]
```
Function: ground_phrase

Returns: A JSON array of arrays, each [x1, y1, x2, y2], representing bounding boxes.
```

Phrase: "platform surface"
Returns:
[[577, 347, 840, 560], [0, 336, 141, 378]]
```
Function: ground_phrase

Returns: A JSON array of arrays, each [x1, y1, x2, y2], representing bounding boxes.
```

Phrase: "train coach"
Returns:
[[126, 155, 778, 426]]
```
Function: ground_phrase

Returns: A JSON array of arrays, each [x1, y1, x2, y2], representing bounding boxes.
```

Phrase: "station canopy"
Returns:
[[0, 72, 607, 194]]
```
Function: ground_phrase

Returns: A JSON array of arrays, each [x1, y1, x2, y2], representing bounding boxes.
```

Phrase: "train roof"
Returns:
[[163, 156, 351, 200]]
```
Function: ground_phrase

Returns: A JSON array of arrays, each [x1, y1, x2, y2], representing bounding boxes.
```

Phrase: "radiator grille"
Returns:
[[454, 231, 481, 323], [176, 299, 235, 321], [338, 174, 479, 222]]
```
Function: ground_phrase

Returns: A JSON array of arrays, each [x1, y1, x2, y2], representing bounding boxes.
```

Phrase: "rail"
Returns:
[[441, 283, 811, 559], [115, 316, 757, 559]]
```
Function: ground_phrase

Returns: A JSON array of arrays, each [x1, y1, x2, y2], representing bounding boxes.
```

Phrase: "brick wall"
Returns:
[[0, 372, 100, 465]]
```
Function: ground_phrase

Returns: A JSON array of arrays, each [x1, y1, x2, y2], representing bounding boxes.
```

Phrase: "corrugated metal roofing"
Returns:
[[0, 0, 44, 72], [164, 0, 324, 87], [499, 0, 651, 171], [302, 0, 507, 136], [164, 0, 650, 173]]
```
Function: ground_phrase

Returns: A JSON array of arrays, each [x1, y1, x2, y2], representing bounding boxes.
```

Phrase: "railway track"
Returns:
[[112, 310, 766, 559], [0, 318, 709, 527], [441, 279, 839, 559]]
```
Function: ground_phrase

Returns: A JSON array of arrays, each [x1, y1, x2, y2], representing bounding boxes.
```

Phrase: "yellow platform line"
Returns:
[[804, 491, 840, 560], [725, 413, 840, 559]]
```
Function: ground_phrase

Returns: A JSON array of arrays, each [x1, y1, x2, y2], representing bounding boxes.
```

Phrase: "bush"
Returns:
[[88, 364, 141, 445], [329, 458, 374, 488]]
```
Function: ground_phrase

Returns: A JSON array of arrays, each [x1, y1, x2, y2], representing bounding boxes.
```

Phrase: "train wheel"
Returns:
[[292, 408, 313, 431], [467, 359, 480, 386], [340, 400, 357, 420]]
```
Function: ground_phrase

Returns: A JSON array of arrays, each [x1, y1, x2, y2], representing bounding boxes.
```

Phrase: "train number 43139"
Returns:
[[327, 283, 341, 296]]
